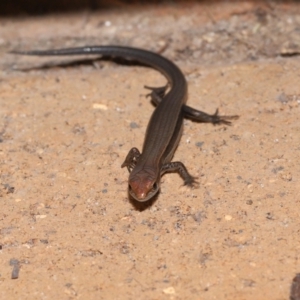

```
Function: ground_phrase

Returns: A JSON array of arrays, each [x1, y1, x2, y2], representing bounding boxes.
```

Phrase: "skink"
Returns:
[[11, 45, 238, 202]]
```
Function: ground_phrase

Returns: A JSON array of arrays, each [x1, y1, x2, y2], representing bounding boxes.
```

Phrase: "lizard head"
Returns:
[[128, 168, 160, 202]]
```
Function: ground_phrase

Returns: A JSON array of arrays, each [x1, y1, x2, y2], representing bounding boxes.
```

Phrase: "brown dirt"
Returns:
[[1, 2, 300, 299]]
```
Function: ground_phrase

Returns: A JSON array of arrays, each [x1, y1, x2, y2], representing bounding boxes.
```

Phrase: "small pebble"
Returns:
[[93, 103, 108, 110], [163, 287, 175, 295], [35, 215, 47, 219], [225, 215, 232, 221]]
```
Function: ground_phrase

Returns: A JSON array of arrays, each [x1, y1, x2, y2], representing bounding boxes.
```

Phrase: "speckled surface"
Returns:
[[1, 2, 300, 299]]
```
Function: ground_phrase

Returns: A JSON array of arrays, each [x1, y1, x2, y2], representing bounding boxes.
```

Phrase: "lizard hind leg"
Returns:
[[144, 84, 169, 106]]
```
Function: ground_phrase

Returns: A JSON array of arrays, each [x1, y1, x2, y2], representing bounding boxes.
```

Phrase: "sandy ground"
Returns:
[[1, 2, 300, 299]]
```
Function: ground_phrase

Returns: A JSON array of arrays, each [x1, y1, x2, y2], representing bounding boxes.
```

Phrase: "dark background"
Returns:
[[0, 0, 292, 16], [2, 0, 186, 15]]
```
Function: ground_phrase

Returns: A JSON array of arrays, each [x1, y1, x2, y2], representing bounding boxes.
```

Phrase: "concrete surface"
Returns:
[[1, 2, 300, 299]]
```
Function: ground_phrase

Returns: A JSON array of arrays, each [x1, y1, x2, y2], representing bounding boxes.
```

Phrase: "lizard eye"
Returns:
[[152, 182, 158, 192]]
